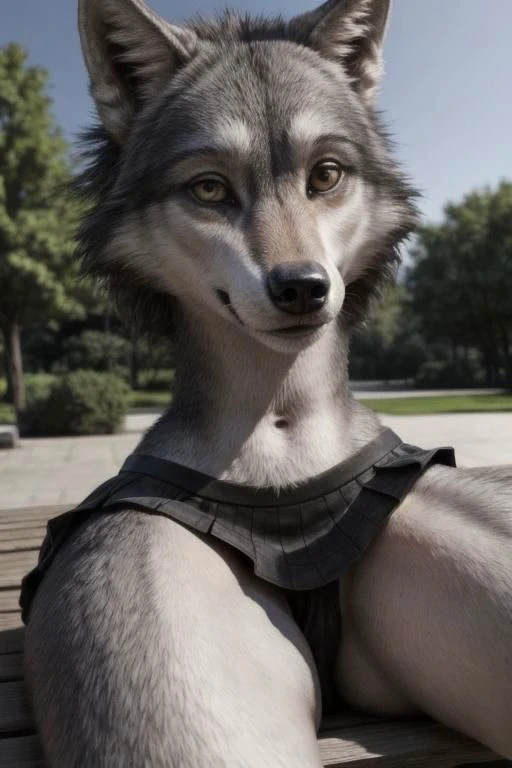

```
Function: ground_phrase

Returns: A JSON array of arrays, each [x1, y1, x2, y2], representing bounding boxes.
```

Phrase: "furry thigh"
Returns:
[[337, 465, 512, 759], [24, 511, 322, 768]]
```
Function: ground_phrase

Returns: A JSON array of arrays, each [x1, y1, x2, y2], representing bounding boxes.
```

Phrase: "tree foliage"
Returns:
[[1, 41, 510, 400], [0, 43, 87, 411], [407, 182, 512, 385], [351, 181, 512, 388], [349, 283, 426, 382]]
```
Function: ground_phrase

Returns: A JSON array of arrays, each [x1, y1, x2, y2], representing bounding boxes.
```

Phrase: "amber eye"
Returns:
[[190, 178, 230, 204], [308, 162, 343, 194]]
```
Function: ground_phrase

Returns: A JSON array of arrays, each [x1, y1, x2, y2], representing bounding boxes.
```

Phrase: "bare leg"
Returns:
[[25, 511, 322, 767], [337, 465, 512, 758]]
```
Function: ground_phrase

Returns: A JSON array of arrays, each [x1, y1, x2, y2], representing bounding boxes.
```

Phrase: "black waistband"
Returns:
[[121, 428, 403, 507]]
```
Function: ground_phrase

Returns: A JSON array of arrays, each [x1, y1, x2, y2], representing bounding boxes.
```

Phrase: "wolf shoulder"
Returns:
[[388, 461, 512, 548]]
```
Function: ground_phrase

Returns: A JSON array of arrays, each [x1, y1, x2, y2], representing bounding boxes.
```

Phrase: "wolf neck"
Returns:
[[139, 305, 382, 488]]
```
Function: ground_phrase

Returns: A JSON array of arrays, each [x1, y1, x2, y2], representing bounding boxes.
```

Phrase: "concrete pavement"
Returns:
[[383, 412, 512, 467], [1, 412, 511, 510], [0, 433, 140, 510]]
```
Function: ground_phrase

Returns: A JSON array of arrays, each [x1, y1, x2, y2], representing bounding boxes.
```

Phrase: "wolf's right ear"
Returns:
[[289, 0, 391, 105], [78, 0, 197, 143]]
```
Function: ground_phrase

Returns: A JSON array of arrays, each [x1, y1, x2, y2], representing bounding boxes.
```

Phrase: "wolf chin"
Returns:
[[23, 0, 512, 765]]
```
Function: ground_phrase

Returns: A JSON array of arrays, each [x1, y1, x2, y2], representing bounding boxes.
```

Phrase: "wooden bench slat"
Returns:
[[0, 553, 38, 589], [0, 542, 43, 554], [0, 528, 44, 541], [0, 591, 22, 613], [319, 719, 499, 767], [0, 681, 33, 736], [0, 615, 23, 632], [0, 507, 65, 525], [0, 527, 44, 541], [0, 734, 43, 767], [0, 522, 46, 534], [0, 516, 48, 527], [0, 517, 52, 530], [0, 653, 23, 682], [0, 526, 45, 555]]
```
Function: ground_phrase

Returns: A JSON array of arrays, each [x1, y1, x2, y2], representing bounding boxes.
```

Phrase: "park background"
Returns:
[[1, 0, 511, 507]]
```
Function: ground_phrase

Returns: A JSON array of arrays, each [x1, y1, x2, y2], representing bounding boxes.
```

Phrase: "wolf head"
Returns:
[[77, 0, 418, 352]]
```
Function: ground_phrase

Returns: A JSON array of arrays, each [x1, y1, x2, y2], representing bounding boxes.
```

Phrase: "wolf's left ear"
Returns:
[[289, 0, 391, 104], [79, 0, 198, 143]]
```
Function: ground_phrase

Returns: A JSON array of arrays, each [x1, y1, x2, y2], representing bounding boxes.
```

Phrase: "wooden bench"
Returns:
[[0, 504, 508, 767]]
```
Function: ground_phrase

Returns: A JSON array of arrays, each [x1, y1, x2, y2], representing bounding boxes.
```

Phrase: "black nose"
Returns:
[[267, 261, 330, 315]]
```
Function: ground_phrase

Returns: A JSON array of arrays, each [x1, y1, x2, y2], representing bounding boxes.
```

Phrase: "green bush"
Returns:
[[1, 373, 56, 406], [19, 374, 59, 435], [20, 370, 129, 437], [25, 373, 58, 393], [137, 368, 175, 391], [56, 331, 131, 377]]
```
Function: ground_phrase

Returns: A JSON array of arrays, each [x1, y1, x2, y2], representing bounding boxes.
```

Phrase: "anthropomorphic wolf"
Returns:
[[23, 1, 512, 764]]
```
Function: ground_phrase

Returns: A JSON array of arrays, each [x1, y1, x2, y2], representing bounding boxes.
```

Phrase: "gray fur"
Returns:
[[24, 0, 512, 764], [75, 0, 417, 332], [26, 511, 322, 766]]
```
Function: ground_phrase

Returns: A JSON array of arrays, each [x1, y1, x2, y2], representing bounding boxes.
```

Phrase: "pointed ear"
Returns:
[[78, 0, 198, 143], [289, 0, 391, 104]]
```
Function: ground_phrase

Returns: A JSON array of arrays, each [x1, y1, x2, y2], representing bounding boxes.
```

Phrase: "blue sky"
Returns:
[[2, 0, 511, 223]]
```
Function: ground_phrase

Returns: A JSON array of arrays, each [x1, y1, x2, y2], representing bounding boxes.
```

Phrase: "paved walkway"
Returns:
[[1, 412, 511, 510], [352, 387, 506, 399]]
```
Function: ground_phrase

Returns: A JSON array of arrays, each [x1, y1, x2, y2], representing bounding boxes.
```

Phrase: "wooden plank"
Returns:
[[0, 629, 24, 655], [0, 507, 64, 525], [0, 615, 22, 632], [0, 734, 43, 768], [319, 719, 498, 767], [0, 513, 50, 526], [0, 522, 46, 533], [0, 653, 23, 682], [0, 681, 33, 736], [0, 541, 43, 554], [0, 590, 22, 612], [0, 552, 38, 589], [0, 527, 45, 541]]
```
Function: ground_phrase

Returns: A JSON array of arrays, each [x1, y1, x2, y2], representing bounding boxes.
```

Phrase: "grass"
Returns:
[[127, 390, 172, 409], [360, 394, 512, 415]]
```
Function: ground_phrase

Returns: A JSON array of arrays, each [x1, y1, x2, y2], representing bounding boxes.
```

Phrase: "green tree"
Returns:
[[0, 44, 86, 414], [349, 282, 426, 382], [408, 182, 512, 386]]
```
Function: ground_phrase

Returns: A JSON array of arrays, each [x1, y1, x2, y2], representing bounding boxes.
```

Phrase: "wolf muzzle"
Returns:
[[267, 261, 330, 314]]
